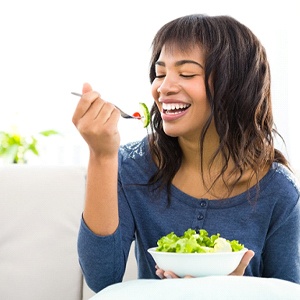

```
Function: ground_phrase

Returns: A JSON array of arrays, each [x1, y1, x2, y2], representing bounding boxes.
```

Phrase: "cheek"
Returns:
[[151, 82, 160, 102]]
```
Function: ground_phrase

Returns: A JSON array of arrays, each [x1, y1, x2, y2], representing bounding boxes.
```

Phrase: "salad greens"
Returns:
[[156, 228, 244, 253]]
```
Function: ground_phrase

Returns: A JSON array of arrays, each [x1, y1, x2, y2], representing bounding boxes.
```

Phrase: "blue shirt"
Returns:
[[78, 137, 300, 292]]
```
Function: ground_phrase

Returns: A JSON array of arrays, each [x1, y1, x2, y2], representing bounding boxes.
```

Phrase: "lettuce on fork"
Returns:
[[156, 229, 244, 253]]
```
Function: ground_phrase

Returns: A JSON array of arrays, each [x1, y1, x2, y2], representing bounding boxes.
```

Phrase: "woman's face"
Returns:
[[151, 44, 211, 140]]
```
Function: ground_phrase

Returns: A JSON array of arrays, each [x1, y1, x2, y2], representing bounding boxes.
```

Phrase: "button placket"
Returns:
[[191, 200, 208, 230]]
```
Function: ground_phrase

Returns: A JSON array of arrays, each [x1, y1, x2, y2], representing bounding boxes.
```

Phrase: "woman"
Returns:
[[73, 14, 300, 292]]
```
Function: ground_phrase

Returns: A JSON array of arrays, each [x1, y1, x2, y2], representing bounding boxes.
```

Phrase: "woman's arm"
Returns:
[[262, 198, 300, 283], [72, 82, 120, 235]]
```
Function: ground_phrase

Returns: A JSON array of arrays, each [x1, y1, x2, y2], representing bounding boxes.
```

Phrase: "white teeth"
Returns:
[[162, 103, 190, 110]]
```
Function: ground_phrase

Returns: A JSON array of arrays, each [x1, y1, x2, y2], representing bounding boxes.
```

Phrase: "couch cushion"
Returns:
[[0, 165, 87, 300], [91, 276, 300, 300]]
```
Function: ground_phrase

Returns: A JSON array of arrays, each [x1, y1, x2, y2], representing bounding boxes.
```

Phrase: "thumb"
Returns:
[[230, 250, 255, 276], [82, 82, 92, 94]]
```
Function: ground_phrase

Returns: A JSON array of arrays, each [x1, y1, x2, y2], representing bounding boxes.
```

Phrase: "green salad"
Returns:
[[156, 228, 244, 253]]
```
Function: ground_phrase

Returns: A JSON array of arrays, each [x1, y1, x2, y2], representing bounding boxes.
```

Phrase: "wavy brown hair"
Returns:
[[147, 14, 289, 199]]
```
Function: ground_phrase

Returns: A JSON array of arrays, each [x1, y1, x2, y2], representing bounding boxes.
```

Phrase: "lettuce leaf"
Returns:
[[156, 229, 244, 253]]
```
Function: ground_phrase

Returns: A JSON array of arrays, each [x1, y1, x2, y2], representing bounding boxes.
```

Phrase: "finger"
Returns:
[[155, 265, 165, 279], [81, 82, 101, 100], [155, 269, 164, 279], [230, 250, 255, 276], [82, 82, 93, 94], [107, 106, 121, 126], [97, 103, 120, 124], [88, 101, 120, 124], [163, 271, 178, 279], [72, 91, 101, 124], [83, 98, 107, 121]]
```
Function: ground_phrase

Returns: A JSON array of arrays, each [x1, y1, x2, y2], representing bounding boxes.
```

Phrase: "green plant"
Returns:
[[0, 129, 60, 163]]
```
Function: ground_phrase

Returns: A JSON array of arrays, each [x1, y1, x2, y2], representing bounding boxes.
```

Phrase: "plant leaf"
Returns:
[[39, 130, 60, 137]]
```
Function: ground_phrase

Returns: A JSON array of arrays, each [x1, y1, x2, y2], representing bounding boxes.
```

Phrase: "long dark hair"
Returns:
[[147, 14, 289, 199]]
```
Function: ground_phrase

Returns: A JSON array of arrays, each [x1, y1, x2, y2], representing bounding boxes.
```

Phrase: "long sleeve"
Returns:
[[262, 195, 300, 282], [78, 219, 124, 292]]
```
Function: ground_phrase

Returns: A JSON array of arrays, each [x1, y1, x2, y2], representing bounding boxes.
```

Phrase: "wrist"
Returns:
[[89, 148, 118, 163]]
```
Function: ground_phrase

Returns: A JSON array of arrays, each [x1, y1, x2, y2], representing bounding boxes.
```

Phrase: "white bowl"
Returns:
[[147, 247, 248, 277]]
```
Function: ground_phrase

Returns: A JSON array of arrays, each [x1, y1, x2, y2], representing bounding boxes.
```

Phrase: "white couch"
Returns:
[[0, 165, 137, 300]]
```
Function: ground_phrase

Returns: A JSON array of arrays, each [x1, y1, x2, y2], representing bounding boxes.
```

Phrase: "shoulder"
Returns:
[[119, 137, 149, 162], [118, 136, 155, 181], [119, 136, 155, 173], [268, 163, 300, 195], [261, 163, 300, 214]]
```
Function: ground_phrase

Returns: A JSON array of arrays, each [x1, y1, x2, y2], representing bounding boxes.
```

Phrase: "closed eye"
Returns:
[[156, 74, 197, 79], [181, 74, 197, 78]]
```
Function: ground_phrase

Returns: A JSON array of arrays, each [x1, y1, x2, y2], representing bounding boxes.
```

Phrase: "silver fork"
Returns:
[[71, 92, 139, 119]]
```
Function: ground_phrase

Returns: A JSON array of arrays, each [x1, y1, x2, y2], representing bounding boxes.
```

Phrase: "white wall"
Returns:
[[0, 0, 299, 168]]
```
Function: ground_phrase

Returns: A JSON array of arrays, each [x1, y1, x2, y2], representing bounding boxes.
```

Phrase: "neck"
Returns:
[[178, 125, 220, 172]]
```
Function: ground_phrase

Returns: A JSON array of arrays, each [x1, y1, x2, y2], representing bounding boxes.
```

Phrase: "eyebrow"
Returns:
[[155, 59, 204, 69]]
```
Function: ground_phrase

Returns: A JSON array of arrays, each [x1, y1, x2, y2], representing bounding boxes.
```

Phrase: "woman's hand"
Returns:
[[229, 249, 255, 275], [155, 250, 255, 279], [72, 83, 121, 158]]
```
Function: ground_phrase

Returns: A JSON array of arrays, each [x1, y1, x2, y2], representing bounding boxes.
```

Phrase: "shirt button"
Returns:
[[197, 214, 204, 220], [200, 201, 207, 207]]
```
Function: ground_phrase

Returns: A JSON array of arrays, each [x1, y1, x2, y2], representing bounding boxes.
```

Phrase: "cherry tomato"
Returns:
[[132, 112, 141, 118]]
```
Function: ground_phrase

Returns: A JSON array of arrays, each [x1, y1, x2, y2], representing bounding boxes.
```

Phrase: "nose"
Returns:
[[157, 75, 180, 95]]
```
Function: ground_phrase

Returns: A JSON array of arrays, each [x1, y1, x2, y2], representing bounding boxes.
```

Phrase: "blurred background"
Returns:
[[0, 0, 299, 168]]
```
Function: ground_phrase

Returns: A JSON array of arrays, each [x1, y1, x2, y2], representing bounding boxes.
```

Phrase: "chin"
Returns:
[[162, 126, 181, 138]]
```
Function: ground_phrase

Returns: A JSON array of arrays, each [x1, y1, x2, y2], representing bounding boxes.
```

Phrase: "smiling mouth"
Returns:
[[162, 103, 191, 114]]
